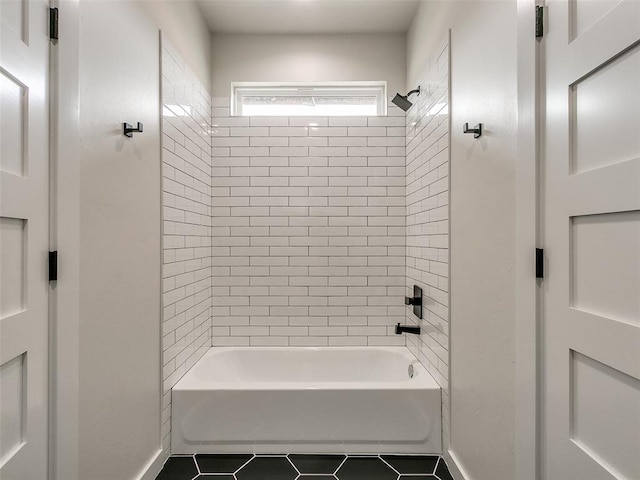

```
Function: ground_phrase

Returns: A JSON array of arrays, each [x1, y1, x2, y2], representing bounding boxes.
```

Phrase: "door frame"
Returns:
[[49, 1, 81, 479], [516, 0, 541, 480]]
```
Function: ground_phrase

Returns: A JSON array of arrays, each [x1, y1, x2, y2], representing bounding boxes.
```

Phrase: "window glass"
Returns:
[[232, 83, 387, 116]]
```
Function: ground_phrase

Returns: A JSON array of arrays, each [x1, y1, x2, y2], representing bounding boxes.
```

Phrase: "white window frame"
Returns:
[[231, 81, 387, 117]]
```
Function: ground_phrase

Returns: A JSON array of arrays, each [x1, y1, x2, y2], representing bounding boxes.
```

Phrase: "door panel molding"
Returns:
[[541, 1, 640, 479], [0, 0, 50, 477]]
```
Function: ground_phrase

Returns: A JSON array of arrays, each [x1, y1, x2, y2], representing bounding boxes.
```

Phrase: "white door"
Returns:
[[541, 0, 640, 479], [0, 0, 50, 478]]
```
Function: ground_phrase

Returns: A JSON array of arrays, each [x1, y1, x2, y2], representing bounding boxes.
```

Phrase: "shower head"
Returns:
[[392, 86, 421, 112]]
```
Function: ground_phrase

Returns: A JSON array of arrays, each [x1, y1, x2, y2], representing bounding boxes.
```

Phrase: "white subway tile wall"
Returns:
[[405, 40, 451, 450], [161, 38, 213, 452], [211, 98, 407, 347]]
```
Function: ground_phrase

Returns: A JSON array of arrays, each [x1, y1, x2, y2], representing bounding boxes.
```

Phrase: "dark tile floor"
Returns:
[[156, 454, 454, 480]]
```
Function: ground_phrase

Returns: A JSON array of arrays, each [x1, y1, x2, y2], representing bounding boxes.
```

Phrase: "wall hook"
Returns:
[[463, 123, 482, 139], [123, 122, 143, 138]]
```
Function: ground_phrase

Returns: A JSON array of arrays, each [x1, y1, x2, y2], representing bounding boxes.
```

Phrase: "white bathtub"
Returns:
[[171, 347, 441, 454]]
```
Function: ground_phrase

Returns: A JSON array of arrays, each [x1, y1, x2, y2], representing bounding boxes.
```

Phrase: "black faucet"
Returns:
[[395, 323, 421, 335]]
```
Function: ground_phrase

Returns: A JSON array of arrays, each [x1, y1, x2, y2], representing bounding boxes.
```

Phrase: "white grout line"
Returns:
[[332, 456, 348, 475], [377, 454, 401, 480], [196, 474, 239, 477], [293, 476, 337, 478], [233, 454, 255, 475], [185, 454, 200, 480], [286, 454, 301, 476], [433, 456, 446, 480], [378, 454, 401, 474]]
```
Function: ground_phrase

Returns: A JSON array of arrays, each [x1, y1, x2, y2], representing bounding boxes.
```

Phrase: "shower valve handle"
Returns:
[[405, 296, 421, 306]]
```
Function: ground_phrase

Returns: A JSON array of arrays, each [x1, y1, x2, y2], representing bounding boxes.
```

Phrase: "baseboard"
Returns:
[[443, 449, 471, 480], [136, 448, 168, 480]]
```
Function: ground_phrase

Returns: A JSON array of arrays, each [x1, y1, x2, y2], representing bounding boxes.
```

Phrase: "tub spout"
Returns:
[[395, 323, 421, 335]]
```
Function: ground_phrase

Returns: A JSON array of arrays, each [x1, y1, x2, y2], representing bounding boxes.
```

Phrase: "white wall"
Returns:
[[407, 2, 518, 480], [145, 0, 212, 93], [77, 1, 211, 479], [79, 3, 161, 478], [211, 33, 406, 97]]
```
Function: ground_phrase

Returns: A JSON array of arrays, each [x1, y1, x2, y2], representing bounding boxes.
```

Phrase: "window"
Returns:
[[231, 82, 387, 117]]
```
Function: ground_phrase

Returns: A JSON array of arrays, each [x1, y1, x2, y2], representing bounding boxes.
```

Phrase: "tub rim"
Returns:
[[173, 346, 441, 391]]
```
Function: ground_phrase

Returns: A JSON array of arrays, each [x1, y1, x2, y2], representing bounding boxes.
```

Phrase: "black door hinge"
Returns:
[[49, 251, 58, 282], [536, 248, 544, 279], [535, 6, 544, 38], [49, 7, 59, 41]]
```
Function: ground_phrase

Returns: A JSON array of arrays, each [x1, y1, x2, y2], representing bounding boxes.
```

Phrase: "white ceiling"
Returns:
[[196, 0, 421, 35]]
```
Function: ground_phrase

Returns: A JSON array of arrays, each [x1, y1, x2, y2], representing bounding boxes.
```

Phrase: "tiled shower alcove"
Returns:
[[160, 35, 452, 474]]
